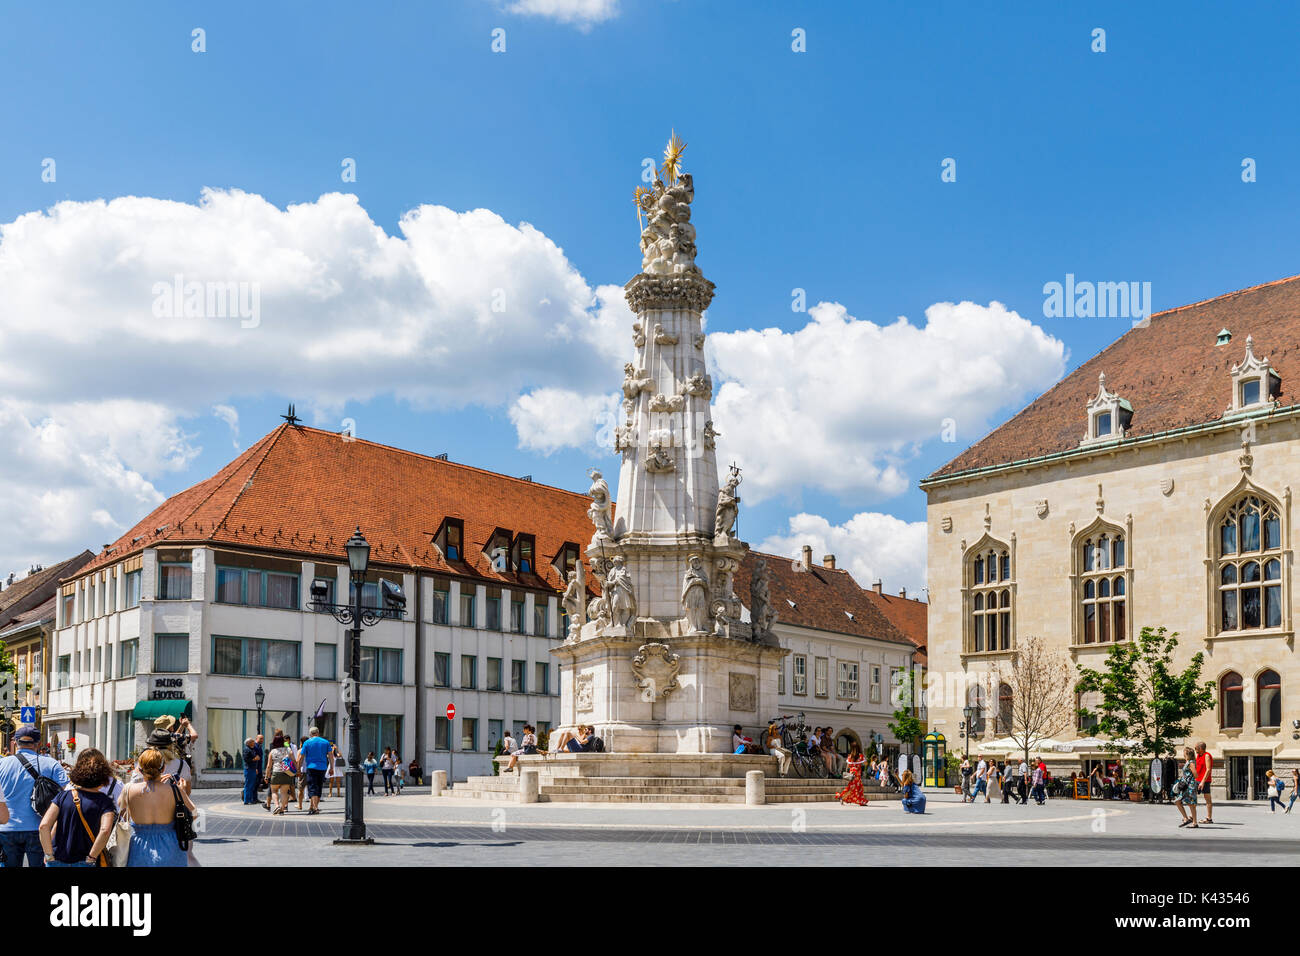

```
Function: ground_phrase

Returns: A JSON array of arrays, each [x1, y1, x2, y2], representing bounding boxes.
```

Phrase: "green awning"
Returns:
[[131, 699, 193, 721]]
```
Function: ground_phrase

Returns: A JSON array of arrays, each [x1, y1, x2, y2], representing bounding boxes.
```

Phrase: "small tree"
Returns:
[[887, 669, 924, 753], [992, 635, 1076, 770], [1074, 625, 1216, 761]]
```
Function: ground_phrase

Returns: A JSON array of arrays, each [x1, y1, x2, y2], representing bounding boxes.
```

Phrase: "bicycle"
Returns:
[[768, 712, 829, 779]]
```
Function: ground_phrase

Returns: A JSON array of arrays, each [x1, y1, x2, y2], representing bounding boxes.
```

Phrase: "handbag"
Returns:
[[169, 780, 198, 851], [70, 789, 112, 868]]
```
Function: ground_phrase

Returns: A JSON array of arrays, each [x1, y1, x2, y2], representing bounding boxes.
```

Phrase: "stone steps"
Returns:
[[448, 773, 900, 803]]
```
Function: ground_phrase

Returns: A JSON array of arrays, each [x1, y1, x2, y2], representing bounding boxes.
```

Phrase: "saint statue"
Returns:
[[750, 557, 776, 640], [604, 555, 637, 629], [561, 563, 586, 641], [714, 464, 742, 541], [680, 554, 710, 634], [587, 468, 614, 540]]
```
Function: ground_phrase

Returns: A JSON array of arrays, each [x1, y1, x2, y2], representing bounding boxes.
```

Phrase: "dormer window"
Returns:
[[1081, 372, 1132, 446], [552, 543, 580, 580], [512, 534, 536, 574], [1241, 379, 1261, 407], [486, 529, 512, 572], [433, 518, 465, 563], [1228, 335, 1281, 414]]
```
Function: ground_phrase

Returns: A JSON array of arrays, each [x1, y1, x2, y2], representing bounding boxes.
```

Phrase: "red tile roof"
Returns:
[[0, 552, 94, 629], [862, 590, 928, 664], [926, 274, 1300, 481], [736, 551, 924, 652], [76, 425, 597, 594]]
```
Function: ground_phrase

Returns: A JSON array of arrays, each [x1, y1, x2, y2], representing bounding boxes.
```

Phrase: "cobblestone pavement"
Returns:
[[186, 787, 1300, 866]]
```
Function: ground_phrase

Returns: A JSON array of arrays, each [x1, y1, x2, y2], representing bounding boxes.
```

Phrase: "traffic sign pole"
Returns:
[[446, 703, 455, 786]]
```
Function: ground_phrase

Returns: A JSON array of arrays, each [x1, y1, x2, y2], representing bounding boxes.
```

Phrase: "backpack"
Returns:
[[16, 753, 62, 816]]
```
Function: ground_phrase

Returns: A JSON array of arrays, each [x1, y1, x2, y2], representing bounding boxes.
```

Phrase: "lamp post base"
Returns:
[[332, 837, 375, 846]]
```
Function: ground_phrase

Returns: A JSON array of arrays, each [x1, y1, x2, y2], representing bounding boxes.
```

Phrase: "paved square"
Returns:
[[186, 787, 1300, 867]]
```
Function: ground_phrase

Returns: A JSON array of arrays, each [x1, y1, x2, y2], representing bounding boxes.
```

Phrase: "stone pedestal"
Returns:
[[553, 630, 785, 753]]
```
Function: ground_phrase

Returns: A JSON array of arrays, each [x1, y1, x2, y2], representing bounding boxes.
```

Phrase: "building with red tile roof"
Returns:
[[921, 275, 1300, 795]]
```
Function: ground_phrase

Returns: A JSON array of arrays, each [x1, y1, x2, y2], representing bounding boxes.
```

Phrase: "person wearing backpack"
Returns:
[[0, 724, 70, 866]]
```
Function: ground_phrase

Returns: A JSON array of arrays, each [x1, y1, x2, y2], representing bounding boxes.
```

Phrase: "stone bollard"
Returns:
[[430, 770, 447, 798], [520, 769, 540, 804], [746, 770, 765, 806]]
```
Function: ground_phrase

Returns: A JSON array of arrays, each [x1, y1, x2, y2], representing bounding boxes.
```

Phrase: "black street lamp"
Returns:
[[962, 704, 975, 760], [310, 526, 405, 846], [255, 684, 265, 739]]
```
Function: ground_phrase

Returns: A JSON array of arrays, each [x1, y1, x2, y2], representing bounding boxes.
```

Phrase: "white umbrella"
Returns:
[[1069, 737, 1105, 752]]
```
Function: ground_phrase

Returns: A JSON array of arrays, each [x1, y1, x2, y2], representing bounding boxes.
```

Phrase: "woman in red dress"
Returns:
[[836, 741, 869, 806]]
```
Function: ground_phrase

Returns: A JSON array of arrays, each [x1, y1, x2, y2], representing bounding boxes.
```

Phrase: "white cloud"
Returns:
[[509, 388, 620, 455], [0, 400, 174, 577], [0, 189, 630, 571], [758, 511, 929, 597], [504, 0, 619, 29], [708, 300, 1066, 504], [212, 404, 240, 449]]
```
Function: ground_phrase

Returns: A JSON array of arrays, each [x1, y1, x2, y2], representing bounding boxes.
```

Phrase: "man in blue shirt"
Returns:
[[0, 725, 70, 866], [298, 727, 332, 814]]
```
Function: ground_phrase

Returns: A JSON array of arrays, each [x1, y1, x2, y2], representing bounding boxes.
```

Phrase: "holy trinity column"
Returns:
[[553, 134, 783, 755]]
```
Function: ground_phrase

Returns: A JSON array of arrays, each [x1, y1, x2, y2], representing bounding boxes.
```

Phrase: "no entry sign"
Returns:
[[446, 703, 456, 720]]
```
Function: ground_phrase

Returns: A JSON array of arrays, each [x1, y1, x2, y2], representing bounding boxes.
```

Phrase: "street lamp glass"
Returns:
[[963, 705, 975, 722], [346, 527, 370, 574], [255, 684, 265, 709]]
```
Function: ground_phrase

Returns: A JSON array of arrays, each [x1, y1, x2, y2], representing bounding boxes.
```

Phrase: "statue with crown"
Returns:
[[545, 133, 787, 771]]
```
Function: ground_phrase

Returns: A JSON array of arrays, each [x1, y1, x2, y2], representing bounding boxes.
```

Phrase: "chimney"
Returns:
[[801, 545, 812, 571], [899, 587, 907, 599], [822, 554, 836, 569], [872, 580, 883, 594]]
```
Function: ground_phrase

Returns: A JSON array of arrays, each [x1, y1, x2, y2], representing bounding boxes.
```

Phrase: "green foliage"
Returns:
[[886, 669, 925, 751], [492, 738, 505, 776], [887, 709, 924, 752], [943, 752, 962, 783], [1075, 625, 1216, 760]]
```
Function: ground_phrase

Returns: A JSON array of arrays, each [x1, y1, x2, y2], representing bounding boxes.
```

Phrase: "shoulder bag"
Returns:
[[70, 788, 112, 868], [169, 780, 197, 851]]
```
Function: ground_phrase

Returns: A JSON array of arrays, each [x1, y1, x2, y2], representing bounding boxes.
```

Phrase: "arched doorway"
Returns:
[[836, 730, 861, 757]]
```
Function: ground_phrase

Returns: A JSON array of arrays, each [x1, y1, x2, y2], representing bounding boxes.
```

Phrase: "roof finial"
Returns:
[[282, 404, 301, 426]]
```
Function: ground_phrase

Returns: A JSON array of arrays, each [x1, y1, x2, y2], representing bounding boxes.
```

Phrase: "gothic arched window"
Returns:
[[1258, 669, 1282, 729], [967, 540, 1013, 654], [1216, 496, 1283, 633], [1220, 671, 1244, 730]]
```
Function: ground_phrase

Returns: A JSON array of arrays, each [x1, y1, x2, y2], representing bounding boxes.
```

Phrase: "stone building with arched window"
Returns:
[[921, 275, 1300, 800]]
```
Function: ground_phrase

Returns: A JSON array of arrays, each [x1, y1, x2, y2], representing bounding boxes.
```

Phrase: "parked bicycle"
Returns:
[[767, 712, 829, 779]]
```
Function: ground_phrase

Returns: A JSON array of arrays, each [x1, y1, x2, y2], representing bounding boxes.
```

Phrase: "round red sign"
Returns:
[[446, 703, 456, 720]]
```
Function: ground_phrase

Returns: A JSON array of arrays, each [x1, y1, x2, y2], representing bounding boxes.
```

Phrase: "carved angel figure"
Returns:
[[702, 420, 719, 450], [681, 554, 710, 634], [645, 444, 675, 474], [622, 364, 654, 402], [632, 322, 645, 348], [653, 323, 679, 346]]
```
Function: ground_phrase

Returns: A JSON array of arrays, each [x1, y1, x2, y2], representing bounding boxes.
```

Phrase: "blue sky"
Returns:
[[2, 0, 1299, 591]]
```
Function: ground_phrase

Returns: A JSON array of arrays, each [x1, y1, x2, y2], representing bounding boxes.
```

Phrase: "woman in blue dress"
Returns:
[[900, 770, 927, 814], [1174, 746, 1199, 829], [122, 748, 197, 866]]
